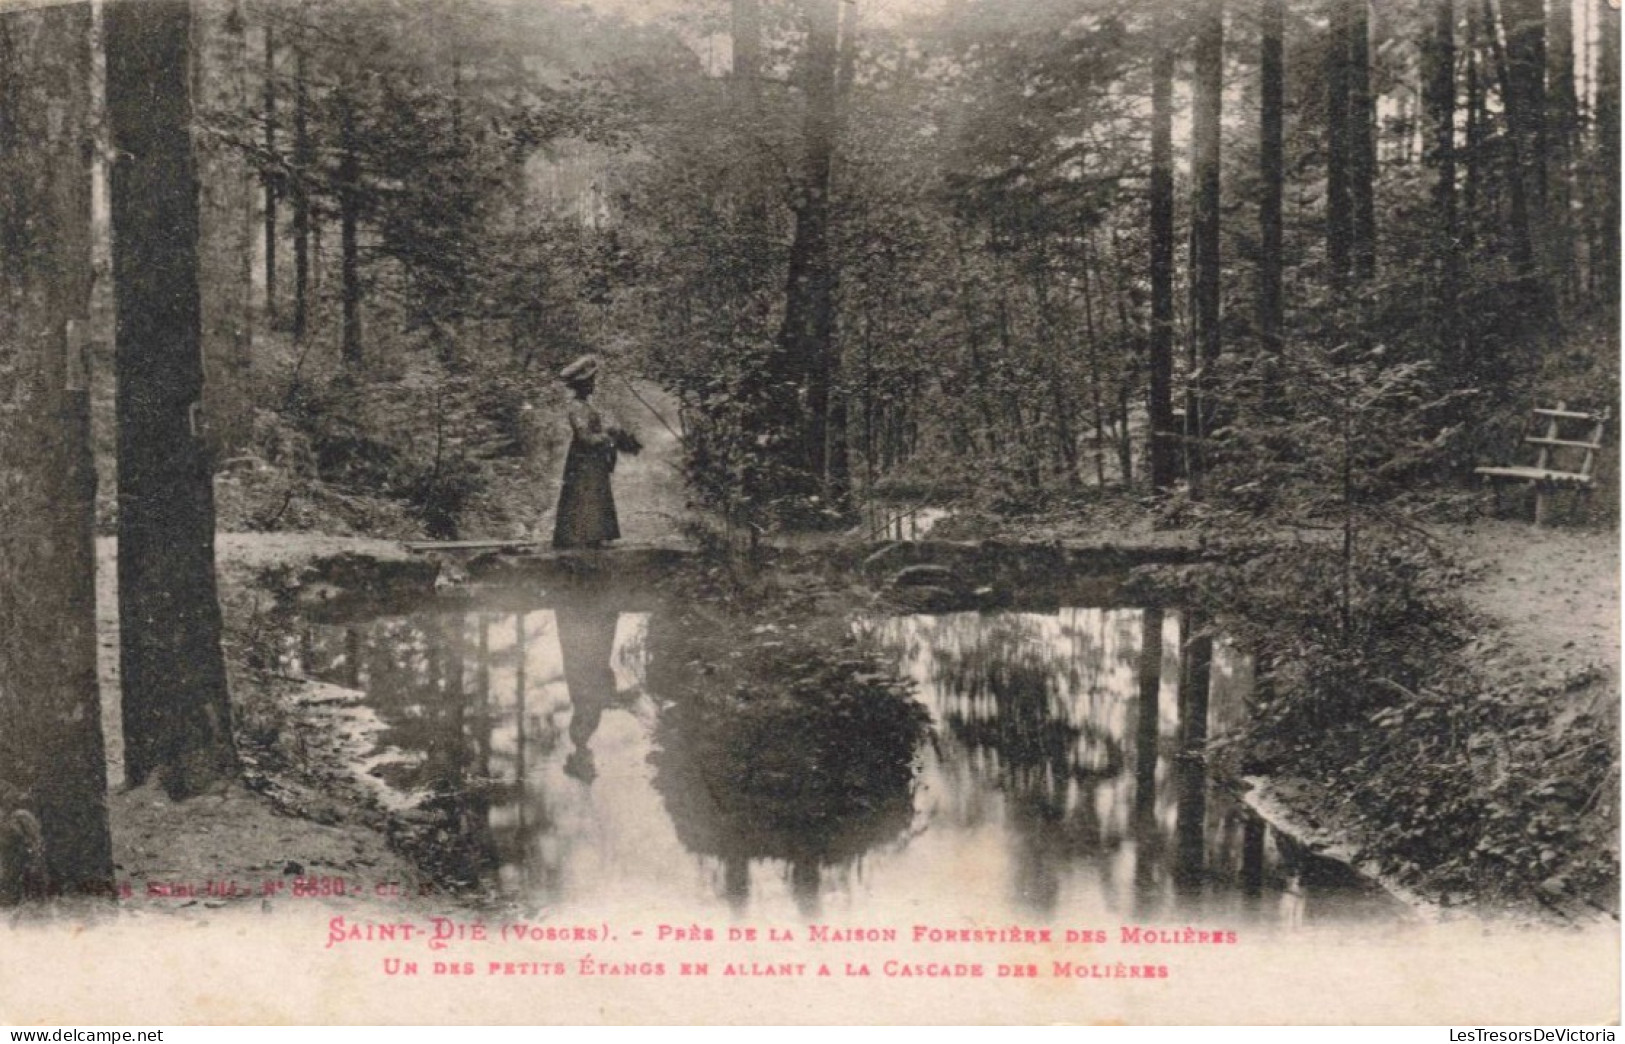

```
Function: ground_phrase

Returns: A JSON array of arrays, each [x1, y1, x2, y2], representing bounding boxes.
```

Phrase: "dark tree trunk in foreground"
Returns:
[[1188, 0, 1223, 495], [1147, 46, 1178, 491], [1259, 0, 1285, 413], [778, 0, 844, 507], [0, 3, 115, 898], [107, 0, 238, 798]]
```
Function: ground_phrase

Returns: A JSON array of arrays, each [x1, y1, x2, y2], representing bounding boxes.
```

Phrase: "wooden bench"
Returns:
[[1475, 402, 1607, 524]]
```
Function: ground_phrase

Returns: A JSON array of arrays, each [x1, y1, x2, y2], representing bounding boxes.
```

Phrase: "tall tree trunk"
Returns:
[[1464, 0, 1486, 246], [339, 76, 362, 366], [194, 0, 255, 458], [106, 0, 238, 798], [1349, 0, 1377, 280], [777, 0, 843, 507], [1147, 46, 1178, 491], [0, 2, 115, 898], [1077, 238, 1107, 488], [1547, 0, 1578, 302], [1108, 228, 1138, 486], [1425, 0, 1460, 239], [90, 0, 117, 524], [1494, 0, 1554, 325], [292, 39, 311, 342], [263, 21, 278, 322], [1188, 0, 1223, 496], [1503, 0, 1549, 212], [1595, 0, 1620, 295], [1326, 0, 1354, 285], [1424, 0, 1461, 339], [825, 0, 861, 501], [1259, 0, 1285, 414], [731, 0, 767, 270]]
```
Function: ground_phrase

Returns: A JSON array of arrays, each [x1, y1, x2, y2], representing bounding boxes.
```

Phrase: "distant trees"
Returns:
[[599, 0, 1619, 522], [163, 0, 631, 536], [85, 0, 1613, 538]]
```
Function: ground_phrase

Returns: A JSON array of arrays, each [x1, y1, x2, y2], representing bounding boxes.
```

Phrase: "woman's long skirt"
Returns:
[[552, 440, 620, 548]]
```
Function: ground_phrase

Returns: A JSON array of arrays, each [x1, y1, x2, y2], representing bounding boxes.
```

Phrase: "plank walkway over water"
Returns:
[[403, 538, 547, 553]]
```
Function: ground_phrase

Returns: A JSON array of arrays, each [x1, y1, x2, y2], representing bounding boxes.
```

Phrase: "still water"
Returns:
[[280, 601, 1402, 930]]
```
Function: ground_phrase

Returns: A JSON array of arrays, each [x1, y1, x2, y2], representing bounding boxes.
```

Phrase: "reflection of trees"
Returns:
[[1176, 610, 1213, 898], [875, 609, 1260, 917], [1132, 608, 1165, 918], [272, 598, 1384, 924], [646, 618, 926, 914], [289, 611, 534, 891], [489, 612, 562, 902], [932, 621, 1126, 792], [914, 613, 1130, 913], [354, 613, 501, 886]]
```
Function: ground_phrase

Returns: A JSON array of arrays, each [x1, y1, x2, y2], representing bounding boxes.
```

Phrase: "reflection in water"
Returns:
[[281, 600, 1400, 929], [867, 503, 949, 541], [1132, 607, 1163, 918], [645, 617, 922, 919], [556, 604, 620, 783], [1176, 611, 1213, 899]]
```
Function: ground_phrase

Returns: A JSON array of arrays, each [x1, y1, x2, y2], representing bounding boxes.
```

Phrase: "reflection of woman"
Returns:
[[556, 604, 620, 783], [552, 355, 638, 550]]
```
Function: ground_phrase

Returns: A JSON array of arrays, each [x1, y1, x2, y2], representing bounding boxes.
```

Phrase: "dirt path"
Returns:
[[1446, 521, 1620, 696]]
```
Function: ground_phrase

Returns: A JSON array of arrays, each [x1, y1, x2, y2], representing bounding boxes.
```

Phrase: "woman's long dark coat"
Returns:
[[552, 397, 621, 548]]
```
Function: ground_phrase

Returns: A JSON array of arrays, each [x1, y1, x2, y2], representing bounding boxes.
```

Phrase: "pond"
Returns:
[[275, 594, 1404, 932]]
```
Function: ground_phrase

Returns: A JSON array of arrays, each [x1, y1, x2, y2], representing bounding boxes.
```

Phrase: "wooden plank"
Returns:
[[1534, 403, 1561, 473], [403, 539, 544, 553], [1474, 466, 1595, 486], [1533, 407, 1598, 420], [1523, 436, 1605, 451]]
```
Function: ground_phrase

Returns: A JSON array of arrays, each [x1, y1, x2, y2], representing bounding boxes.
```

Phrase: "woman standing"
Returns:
[[552, 355, 636, 549]]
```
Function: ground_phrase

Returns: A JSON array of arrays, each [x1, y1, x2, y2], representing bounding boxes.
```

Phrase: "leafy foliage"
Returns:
[[645, 556, 930, 863]]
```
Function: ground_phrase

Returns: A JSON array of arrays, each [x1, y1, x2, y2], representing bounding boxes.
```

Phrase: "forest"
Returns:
[[0, 0, 1619, 943]]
